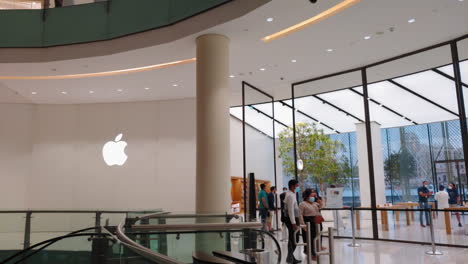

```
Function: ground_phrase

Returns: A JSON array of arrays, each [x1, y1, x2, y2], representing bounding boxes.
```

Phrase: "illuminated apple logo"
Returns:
[[102, 133, 128, 166]]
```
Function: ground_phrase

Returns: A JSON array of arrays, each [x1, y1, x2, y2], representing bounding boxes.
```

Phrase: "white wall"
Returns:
[[0, 104, 33, 209], [230, 117, 279, 186], [0, 99, 278, 211]]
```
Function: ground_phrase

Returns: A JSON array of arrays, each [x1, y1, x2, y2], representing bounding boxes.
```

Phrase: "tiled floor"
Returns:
[[268, 212, 468, 263]]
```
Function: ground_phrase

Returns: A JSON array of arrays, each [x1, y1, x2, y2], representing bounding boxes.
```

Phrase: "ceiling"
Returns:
[[0, 0, 467, 105]]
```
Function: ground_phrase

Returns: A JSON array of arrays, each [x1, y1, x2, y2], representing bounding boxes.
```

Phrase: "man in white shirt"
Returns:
[[284, 179, 302, 263], [435, 185, 449, 229]]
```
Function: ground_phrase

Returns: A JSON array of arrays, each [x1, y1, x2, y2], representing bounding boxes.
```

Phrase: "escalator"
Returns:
[[1, 213, 281, 264]]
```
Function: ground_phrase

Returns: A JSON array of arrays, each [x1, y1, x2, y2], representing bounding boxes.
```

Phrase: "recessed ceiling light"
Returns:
[[266, 17, 274, 22], [61, 91, 67, 95], [458, 0, 464, 2], [291, 59, 297, 63], [117, 89, 123, 92], [260, 68, 266, 71], [31, 91, 37, 95], [408, 18, 416, 23], [172, 84, 178, 87], [229, 75, 235, 78], [326, 48, 334, 52], [144, 87, 150, 90], [364, 35, 371, 40], [89, 90, 95, 94], [262, 0, 361, 42]]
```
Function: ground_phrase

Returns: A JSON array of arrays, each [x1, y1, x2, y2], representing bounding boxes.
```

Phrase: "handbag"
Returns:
[[314, 215, 325, 224]]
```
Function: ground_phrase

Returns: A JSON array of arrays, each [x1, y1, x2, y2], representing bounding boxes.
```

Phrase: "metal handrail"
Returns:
[[0, 209, 162, 214], [131, 222, 262, 231]]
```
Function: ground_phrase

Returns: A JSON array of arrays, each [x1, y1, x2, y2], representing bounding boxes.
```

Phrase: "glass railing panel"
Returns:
[[0, 213, 26, 262], [127, 229, 280, 264], [0, 0, 109, 10], [101, 212, 127, 226], [30, 213, 95, 245]]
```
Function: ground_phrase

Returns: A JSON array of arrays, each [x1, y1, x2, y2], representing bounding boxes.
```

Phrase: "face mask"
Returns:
[[309, 197, 316, 203], [295, 187, 300, 193], [448, 186, 453, 190]]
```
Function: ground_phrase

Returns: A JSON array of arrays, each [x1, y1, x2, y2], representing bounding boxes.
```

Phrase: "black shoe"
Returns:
[[293, 259, 302, 264], [459, 223, 463, 227]]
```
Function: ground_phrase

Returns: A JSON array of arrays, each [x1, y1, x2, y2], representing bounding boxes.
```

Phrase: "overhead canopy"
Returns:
[[230, 60, 468, 138]]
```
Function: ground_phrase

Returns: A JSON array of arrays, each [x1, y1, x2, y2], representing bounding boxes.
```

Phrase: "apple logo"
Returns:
[[102, 133, 128, 166]]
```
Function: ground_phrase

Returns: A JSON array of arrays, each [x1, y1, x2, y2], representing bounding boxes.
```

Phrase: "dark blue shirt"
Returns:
[[267, 192, 275, 210], [447, 188, 459, 204], [417, 186, 429, 202]]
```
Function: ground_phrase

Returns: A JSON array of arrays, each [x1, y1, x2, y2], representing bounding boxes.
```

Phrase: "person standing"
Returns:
[[447, 182, 462, 227], [267, 186, 277, 232], [418, 180, 433, 227], [258, 183, 269, 231], [280, 187, 288, 223], [434, 185, 449, 229], [284, 180, 301, 264], [299, 189, 323, 261]]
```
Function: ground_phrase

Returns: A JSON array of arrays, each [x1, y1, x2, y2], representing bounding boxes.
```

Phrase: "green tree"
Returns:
[[384, 148, 416, 201], [278, 122, 347, 196]]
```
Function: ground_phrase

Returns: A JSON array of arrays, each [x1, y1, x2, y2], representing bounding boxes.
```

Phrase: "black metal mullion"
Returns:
[[278, 100, 340, 133], [388, 79, 459, 117], [450, 42, 468, 188], [362, 68, 379, 240], [242, 82, 247, 221], [313, 95, 364, 123], [272, 97, 279, 230], [292, 85, 299, 181], [349, 88, 418, 125]]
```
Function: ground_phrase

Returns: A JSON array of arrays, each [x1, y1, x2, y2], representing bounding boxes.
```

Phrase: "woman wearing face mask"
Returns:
[[447, 182, 462, 227], [299, 188, 324, 261]]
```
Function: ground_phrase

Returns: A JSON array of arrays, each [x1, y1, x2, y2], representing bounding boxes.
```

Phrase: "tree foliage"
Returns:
[[278, 122, 348, 195], [384, 148, 416, 201]]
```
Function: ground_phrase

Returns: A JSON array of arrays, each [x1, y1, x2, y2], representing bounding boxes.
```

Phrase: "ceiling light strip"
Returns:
[[262, 0, 361, 42], [0, 58, 196, 80]]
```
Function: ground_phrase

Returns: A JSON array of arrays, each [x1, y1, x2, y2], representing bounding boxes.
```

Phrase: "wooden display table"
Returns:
[[377, 204, 409, 231], [394, 202, 436, 221], [443, 206, 468, 235]]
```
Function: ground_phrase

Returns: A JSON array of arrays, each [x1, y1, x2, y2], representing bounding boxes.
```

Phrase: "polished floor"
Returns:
[[267, 212, 468, 263]]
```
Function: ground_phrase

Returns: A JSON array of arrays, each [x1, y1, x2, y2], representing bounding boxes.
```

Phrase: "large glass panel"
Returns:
[[367, 45, 467, 246], [127, 229, 281, 263], [30, 213, 95, 245], [292, 71, 365, 237], [0, 213, 26, 262], [238, 84, 277, 229]]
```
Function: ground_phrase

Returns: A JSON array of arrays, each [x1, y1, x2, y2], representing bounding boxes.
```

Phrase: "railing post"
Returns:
[[23, 211, 32, 250], [306, 222, 311, 264], [328, 227, 335, 264], [425, 208, 443, 255], [348, 208, 360, 247], [95, 212, 102, 233]]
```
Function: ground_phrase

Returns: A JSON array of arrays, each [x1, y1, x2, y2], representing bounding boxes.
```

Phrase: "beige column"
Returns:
[[195, 34, 231, 214]]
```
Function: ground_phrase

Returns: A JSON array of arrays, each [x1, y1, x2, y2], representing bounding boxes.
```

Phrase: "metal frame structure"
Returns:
[[241, 81, 279, 230], [290, 33, 468, 241]]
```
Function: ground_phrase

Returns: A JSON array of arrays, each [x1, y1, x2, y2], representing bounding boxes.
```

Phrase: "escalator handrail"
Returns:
[[131, 222, 262, 231], [2, 232, 105, 264], [110, 219, 184, 264]]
